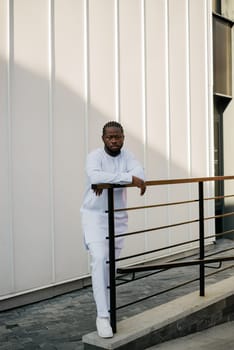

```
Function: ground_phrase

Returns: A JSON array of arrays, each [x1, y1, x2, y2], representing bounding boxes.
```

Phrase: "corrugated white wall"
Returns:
[[0, 0, 214, 299]]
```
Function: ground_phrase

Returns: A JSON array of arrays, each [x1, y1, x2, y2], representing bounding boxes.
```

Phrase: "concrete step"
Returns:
[[146, 320, 234, 350], [82, 276, 234, 350]]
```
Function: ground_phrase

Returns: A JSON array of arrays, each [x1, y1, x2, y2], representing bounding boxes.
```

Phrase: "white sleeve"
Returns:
[[125, 151, 145, 181], [86, 151, 133, 185]]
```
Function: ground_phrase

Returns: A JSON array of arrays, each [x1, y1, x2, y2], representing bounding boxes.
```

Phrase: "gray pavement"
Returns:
[[0, 239, 233, 350]]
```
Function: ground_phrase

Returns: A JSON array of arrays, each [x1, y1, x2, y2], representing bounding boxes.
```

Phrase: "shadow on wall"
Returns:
[[0, 57, 212, 297]]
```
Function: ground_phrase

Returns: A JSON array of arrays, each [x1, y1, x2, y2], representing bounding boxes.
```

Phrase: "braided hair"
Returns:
[[102, 121, 124, 136]]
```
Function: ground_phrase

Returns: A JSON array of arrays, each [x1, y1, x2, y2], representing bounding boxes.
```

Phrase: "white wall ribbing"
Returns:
[[12, 0, 52, 291], [0, 0, 214, 299], [48, 0, 55, 285], [52, 0, 87, 281], [0, 0, 14, 296]]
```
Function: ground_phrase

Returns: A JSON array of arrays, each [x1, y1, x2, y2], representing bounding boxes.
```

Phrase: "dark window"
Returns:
[[212, 8, 233, 234], [213, 14, 232, 96]]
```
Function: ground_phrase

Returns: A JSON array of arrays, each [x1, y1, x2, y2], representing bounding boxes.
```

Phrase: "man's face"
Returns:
[[102, 127, 124, 155]]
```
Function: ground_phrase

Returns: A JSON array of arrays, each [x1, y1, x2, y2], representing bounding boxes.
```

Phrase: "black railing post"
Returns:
[[198, 181, 205, 296], [107, 187, 117, 333]]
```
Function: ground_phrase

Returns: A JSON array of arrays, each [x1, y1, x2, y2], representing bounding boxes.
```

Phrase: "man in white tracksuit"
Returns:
[[81, 121, 146, 338]]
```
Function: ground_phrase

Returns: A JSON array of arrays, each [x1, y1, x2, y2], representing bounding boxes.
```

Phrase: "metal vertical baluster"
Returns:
[[107, 187, 116, 333], [198, 181, 205, 296]]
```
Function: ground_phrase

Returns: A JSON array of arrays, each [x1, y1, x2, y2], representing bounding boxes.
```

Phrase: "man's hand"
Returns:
[[132, 176, 146, 196], [93, 188, 103, 196]]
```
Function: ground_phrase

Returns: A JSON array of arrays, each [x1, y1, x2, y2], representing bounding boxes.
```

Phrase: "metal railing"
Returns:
[[92, 175, 234, 333]]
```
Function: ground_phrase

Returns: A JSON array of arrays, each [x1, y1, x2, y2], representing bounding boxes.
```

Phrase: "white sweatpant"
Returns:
[[88, 241, 121, 318]]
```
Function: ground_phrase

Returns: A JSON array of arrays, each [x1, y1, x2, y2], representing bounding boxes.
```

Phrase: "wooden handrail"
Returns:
[[92, 175, 234, 190]]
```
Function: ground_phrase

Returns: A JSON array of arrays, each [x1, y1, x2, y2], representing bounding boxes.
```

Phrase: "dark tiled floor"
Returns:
[[0, 239, 233, 350]]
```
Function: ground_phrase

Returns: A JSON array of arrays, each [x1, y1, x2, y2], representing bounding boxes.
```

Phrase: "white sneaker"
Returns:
[[96, 317, 113, 338]]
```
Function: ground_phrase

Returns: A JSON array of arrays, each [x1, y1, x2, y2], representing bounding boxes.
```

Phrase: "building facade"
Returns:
[[0, 0, 217, 306]]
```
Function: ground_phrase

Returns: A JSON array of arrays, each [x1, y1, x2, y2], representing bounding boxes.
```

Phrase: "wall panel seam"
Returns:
[[84, 0, 90, 273], [186, 0, 192, 240], [165, 0, 171, 251], [206, 0, 214, 177], [114, 0, 120, 122], [186, 0, 191, 177], [165, 0, 171, 179], [206, 0, 215, 227], [140, 0, 148, 255], [48, 0, 56, 284], [7, 0, 15, 293], [84, 0, 89, 154]]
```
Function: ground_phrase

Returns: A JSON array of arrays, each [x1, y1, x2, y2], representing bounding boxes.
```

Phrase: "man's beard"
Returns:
[[104, 145, 121, 157]]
